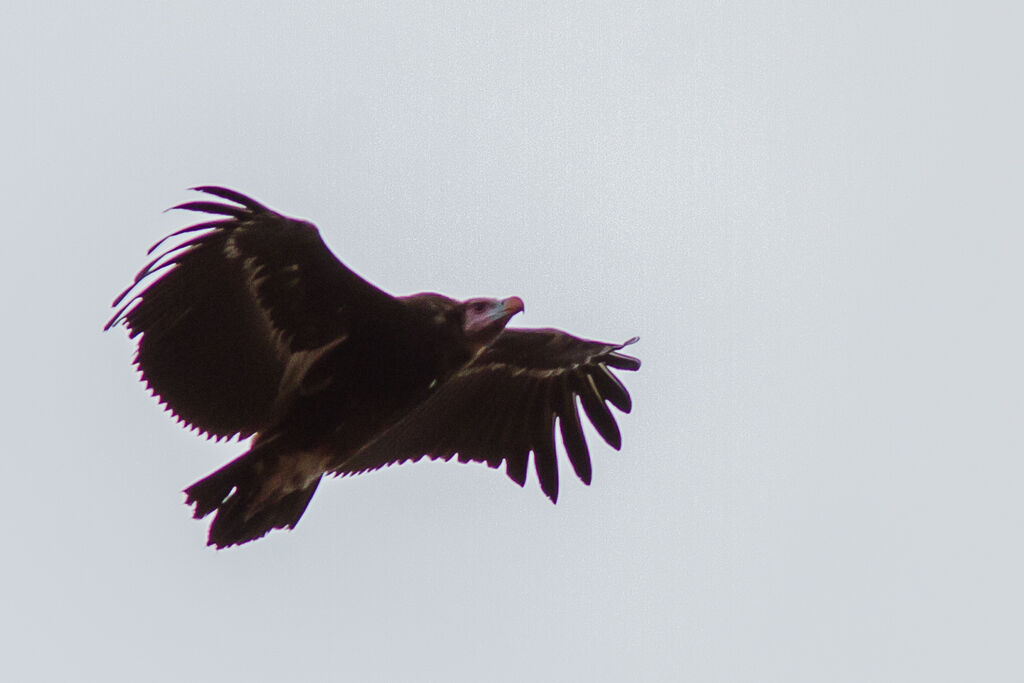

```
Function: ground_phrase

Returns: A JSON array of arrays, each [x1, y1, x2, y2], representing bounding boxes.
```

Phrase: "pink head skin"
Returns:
[[461, 296, 524, 347]]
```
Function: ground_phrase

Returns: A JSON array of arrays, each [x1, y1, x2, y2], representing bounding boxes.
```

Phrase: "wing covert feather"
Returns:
[[334, 328, 639, 502], [106, 187, 400, 438]]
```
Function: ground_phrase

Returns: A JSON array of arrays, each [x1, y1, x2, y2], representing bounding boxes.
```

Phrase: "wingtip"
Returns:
[[610, 337, 641, 370], [188, 186, 270, 212], [167, 200, 249, 217], [189, 185, 231, 195], [606, 350, 641, 372]]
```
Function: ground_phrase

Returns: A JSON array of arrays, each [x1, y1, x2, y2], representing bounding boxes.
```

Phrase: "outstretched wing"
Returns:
[[106, 186, 400, 439], [334, 328, 640, 502]]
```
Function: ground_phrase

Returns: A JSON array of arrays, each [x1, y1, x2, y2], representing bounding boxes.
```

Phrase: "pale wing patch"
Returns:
[[456, 362, 567, 380], [272, 335, 347, 415], [223, 232, 350, 419], [224, 232, 337, 360]]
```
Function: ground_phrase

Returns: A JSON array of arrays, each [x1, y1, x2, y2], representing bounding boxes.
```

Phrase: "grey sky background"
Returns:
[[3, 2, 1022, 681]]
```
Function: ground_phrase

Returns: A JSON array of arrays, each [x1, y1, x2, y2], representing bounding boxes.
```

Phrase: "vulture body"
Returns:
[[107, 187, 640, 548]]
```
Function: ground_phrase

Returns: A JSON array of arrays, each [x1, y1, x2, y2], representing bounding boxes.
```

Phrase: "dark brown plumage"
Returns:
[[107, 187, 640, 548]]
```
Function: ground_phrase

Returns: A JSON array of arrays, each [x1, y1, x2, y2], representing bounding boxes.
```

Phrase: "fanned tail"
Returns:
[[184, 444, 323, 549]]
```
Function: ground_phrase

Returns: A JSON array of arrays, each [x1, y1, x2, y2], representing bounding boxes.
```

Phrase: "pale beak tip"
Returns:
[[504, 296, 525, 315]]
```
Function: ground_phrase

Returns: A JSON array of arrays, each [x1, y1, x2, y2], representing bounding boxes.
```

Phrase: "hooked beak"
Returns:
[[463, 295, 525, 344], [501, 296, 525, 316]]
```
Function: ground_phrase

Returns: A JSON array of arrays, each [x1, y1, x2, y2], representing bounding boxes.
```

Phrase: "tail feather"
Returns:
[[184, 448, 322, 549]]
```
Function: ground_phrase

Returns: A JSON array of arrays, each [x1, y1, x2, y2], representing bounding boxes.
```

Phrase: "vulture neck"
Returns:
[[400, 293, 480, 377]]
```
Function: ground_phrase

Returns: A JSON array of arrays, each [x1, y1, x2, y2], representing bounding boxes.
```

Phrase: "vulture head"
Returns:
[[404, 293, 525, 357], [461, 296, 525, 348]]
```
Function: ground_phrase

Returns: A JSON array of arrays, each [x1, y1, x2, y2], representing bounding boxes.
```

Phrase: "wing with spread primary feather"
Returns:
[[106, 186, 401, 439], [335, 328, 640, 503]]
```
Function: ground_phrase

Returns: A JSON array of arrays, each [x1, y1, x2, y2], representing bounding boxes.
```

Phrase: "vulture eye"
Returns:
[[470, 302, 488, 313]]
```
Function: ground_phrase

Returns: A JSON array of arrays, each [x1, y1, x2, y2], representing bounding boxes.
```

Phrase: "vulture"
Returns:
[[106, 187, 640, 548]]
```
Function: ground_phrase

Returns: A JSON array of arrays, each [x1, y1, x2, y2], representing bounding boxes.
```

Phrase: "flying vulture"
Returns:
[[106, 187, 640, 548]]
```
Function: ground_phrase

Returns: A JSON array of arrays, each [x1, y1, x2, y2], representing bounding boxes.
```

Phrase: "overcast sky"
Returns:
[[4, 2, 1022, 681]]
